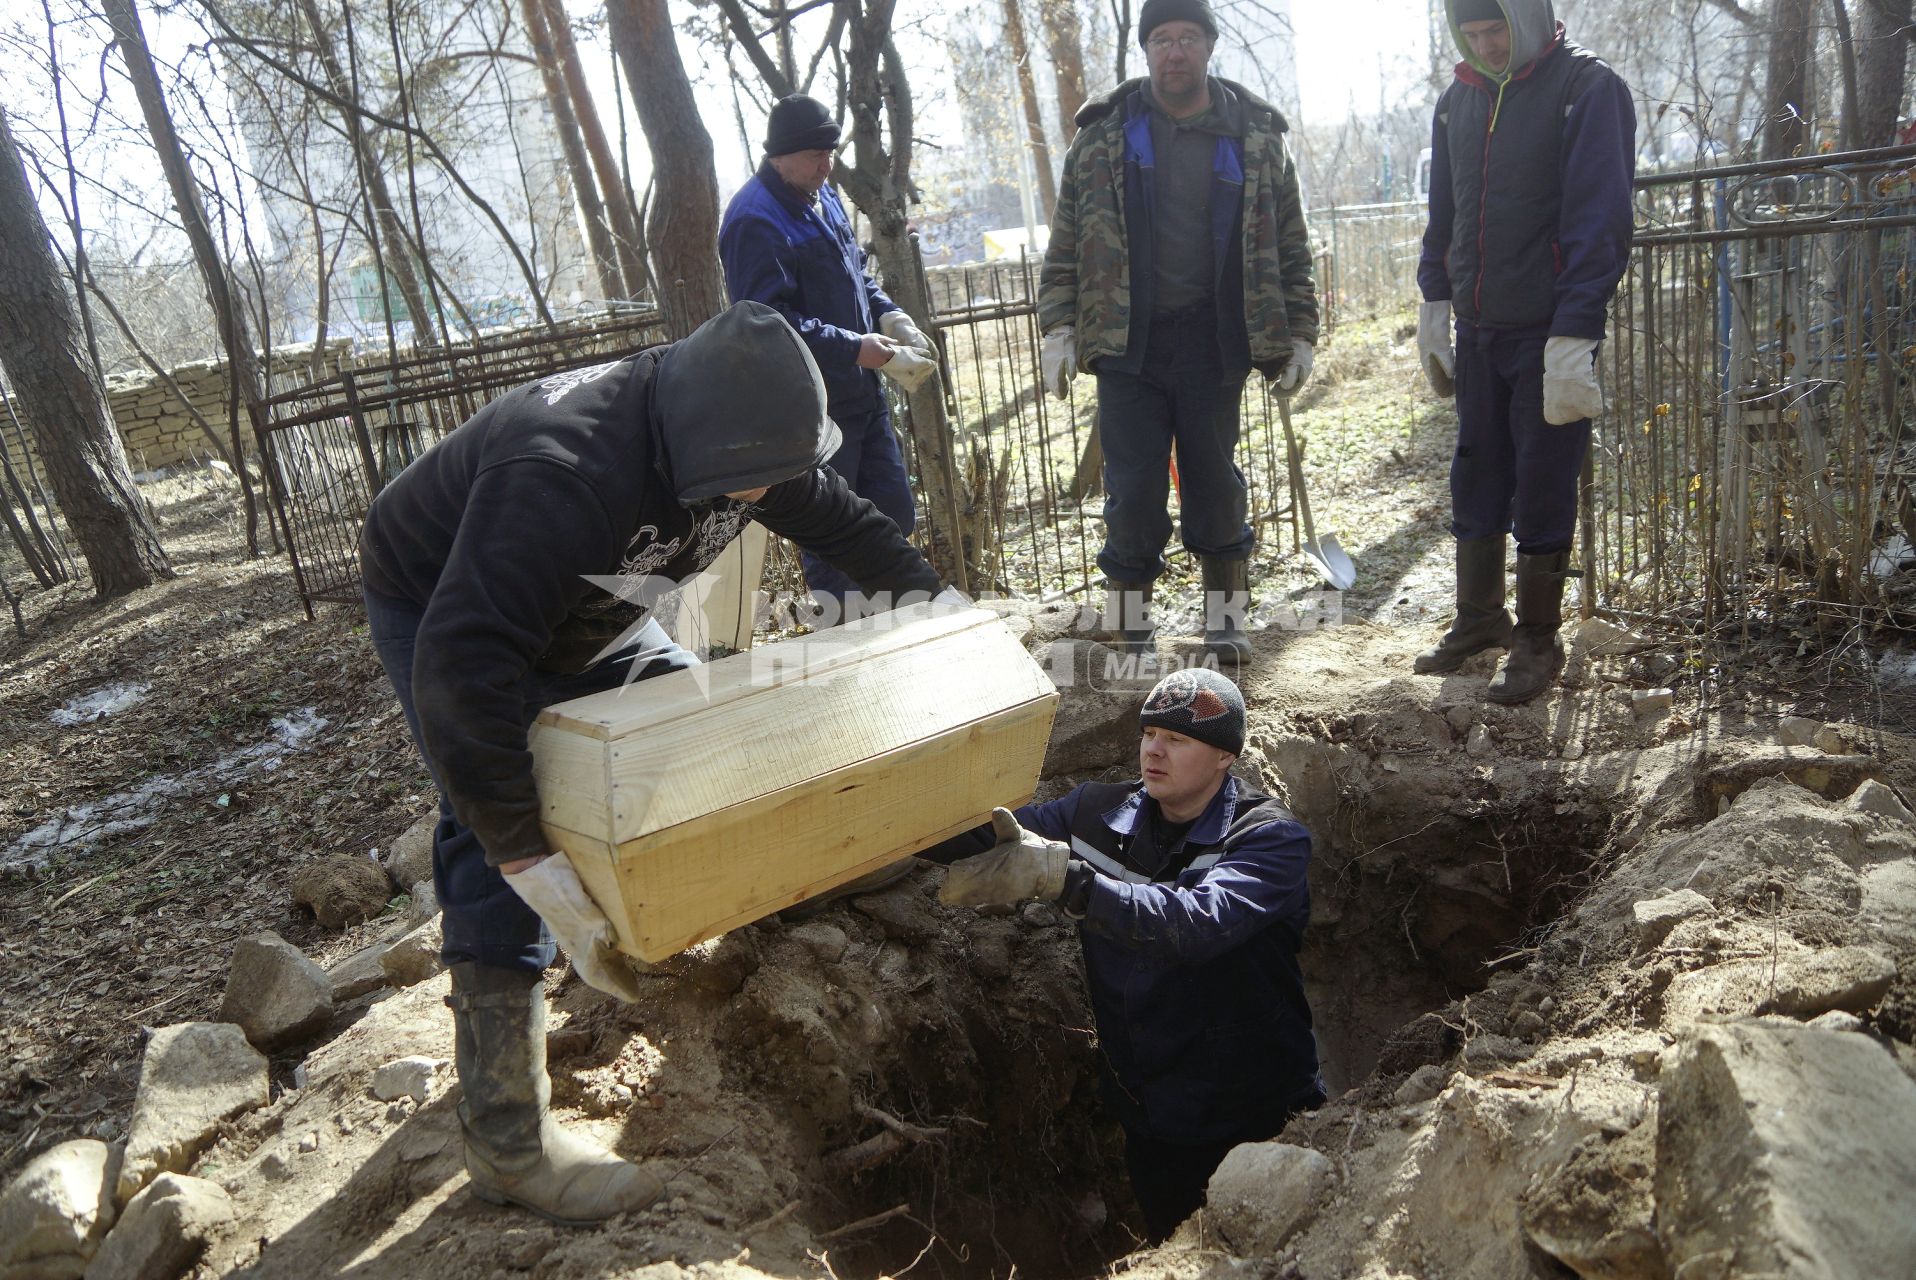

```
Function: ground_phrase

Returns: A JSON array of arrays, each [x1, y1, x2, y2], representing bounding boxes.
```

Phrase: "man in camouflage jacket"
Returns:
[[1038, 0, 1317, 662]]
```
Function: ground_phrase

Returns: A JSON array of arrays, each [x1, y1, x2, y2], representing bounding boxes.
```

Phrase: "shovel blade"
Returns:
[[1304, 535, 1356, 591]]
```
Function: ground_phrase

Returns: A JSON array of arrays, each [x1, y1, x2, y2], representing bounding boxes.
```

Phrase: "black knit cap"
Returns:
[[1139, 669, 1245, 755], [1452, 0, 1506, 22], [764, 94, 840, 157], [1137, 0, 1218, 47]]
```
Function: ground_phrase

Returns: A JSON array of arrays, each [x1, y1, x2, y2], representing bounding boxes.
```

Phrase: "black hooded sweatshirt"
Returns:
[[360, 303, 941, 866]]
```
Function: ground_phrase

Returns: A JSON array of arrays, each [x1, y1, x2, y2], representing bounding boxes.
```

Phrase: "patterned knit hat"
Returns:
[[1140, 669, 1245, 754]]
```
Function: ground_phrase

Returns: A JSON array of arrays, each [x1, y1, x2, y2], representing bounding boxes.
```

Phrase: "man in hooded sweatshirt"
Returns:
[[719, 93, 937, 618], [358, 301, 955, 1226], [1413, 0, 1635, 703], [1037, 0, 1317, 662]]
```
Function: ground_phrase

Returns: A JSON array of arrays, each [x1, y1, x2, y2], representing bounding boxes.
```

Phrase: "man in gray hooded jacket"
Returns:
[[359, 302, 953, 1225], [1414, 0, 1634, 703]]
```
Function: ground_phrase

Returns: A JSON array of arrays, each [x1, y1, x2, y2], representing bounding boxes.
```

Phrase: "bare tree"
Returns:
[[1040, 0, 1090, 142], [538, 0, 650, 298], [519, 0, 624, 300], [1003, 0, 1059, 221], [1856, 0, 1912, 146], [1762, 0, 1818, 156], [605, 0, 726, 338], [0, 106, 170, 597]]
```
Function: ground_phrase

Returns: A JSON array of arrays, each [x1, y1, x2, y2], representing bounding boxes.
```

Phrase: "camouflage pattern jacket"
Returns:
[[1038, 77, 1318, 376]]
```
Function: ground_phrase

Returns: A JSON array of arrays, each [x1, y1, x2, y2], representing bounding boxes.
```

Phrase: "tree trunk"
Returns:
[[606, 0, 727, 338], [0, 107, 170, 597], [538, 0, 651, 299], [1762, 0, 1818, 158], [1039, 0, 1089, 142], [519, 0, 624, 301], [292, 0, 439, 344], [1002, 0, 1059, 222], [1857, 0, 1913, 146], [103, 0, 265, 554]]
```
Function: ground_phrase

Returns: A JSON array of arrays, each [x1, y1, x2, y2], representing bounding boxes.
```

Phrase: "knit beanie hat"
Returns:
[[764, 95, 840, 157], [1137, 0, 1218, 46], [1139, 669, 1245, 755], [1452, 0, 1506, 23]]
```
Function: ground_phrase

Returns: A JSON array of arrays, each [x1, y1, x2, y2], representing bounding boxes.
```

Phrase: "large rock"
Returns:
[[1632, 888, 1712, 952], [218, 932, 333, 1050], [1756, 946, 1898, 1018], [0, 1139, 118, 1279], [291, 854, 393, 930], [379, 918, 444, 988], [1520, 1122, 1667, 1280], [1205, 1142, 1334, 1254], [1656, 1021, 1916, 1278], [1037, 640, 1146, 776], [85, 1174, 233, 1280], [325, 940, 392, 1002], [1846, 778, 1915, 825], [117, 1024, 268, 1206], [379, 812, 437, 893]]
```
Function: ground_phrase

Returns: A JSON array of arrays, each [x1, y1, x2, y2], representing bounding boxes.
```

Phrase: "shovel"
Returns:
[[1276, 395, 1356, 590]]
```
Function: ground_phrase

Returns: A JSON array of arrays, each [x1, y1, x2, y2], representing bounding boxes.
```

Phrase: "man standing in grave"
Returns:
[[1413, 0, 1634, 703], [927, 668, 1324, 1240], [720, 92, 937, 621], [359, 301, 959, 1226], [1038, 0, 1319, 662]]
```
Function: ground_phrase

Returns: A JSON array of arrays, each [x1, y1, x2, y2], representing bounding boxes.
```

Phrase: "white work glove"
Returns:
[[1542, 336, 1603, 425], [879, 345, 938, 393], [1418, 300, 1455, 397], [503, 853, 645, 1001], [1273, 340, 1314, 396], [878, 310, 934, 356], [1041, 327, 1076, 399], [939, 808, 1071, 907], [931, 585, 973, 610]]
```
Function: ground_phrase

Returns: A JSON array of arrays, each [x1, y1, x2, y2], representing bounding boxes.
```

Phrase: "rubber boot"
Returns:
[[449, 962, 664, 1226], [1103, 580, 1156, 653], [1200, 557, 1252, 664], [1413, 536, 1513, 674], [1487, 550, 1569, 705]]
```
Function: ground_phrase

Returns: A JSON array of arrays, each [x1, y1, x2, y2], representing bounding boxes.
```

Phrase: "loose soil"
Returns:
[[4, 316, 1914, 1279]]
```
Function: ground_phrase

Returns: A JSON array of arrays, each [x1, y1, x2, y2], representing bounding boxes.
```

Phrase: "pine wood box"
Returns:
[[528, 604, 1059, 961]]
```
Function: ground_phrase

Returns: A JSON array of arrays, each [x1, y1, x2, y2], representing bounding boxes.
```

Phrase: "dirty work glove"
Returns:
[[879, 345, 938, 393], [879, 310, 934, 356], [1542, 336, 1603, 425], [1418, 300, 1455, 397], [939, 808, 1071, 907], [1273, 340, 1314, 396], [1041, 327, 1076, 399], [503, 853, 645, 1002]]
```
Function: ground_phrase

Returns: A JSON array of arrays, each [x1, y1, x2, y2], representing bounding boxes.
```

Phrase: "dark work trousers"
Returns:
[[364, 586, 696, 974], [1094, 309, 1254, 584], [1450, 320, 1591, 555], [800, 400, 917, 603]]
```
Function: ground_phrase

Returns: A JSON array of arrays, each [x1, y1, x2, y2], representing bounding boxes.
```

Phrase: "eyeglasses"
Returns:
[[1146, 32, 1207, 53]]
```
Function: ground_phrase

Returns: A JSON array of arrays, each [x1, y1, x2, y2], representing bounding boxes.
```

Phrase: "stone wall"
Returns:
[[1, 341, 354, 482]]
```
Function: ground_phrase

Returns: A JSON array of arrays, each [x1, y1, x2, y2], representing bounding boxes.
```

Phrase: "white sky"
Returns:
[[0, 0, 1437, 265]]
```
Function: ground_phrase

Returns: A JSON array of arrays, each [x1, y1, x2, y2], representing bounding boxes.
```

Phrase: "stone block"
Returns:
[[117, 1024, 268, 1206], [84, 1173, 232, 1280], [0, 1139, 117, 1279], [1847, 779, 1914, 825], [1206, 1142, 1334, 1254], [218, 933, 333, 1050], [378, 919, 443, 988], [1756, 946, 1897, 1019], [1656, 1021, 1916, 1277], [1632, 888, 1713, 952], [1778, 715, 1822, 748]]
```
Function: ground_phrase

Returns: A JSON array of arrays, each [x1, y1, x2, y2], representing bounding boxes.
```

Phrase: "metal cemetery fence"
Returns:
[[1592, 144, 1916, 631], [254, 313, 668, 616]]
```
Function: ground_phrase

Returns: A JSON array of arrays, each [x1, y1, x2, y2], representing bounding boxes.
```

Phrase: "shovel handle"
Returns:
[[1276, 396, 1319, 548]]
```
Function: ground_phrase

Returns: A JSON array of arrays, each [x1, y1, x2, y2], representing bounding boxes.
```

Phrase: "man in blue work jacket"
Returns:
[[719, 94, 936, 616], [928, 668, 1324, 1240], [1413, 0, 1635, 703]]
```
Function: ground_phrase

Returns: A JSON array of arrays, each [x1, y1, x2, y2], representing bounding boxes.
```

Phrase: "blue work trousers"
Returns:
[[1450, 321, 1591, 555], [801, 401, 917, 602], [1094, 310, 1254, 584], [363, 587, 695, 973]]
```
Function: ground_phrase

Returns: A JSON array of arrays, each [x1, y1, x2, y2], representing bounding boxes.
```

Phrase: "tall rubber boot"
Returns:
[[1487, 550, 1569, 705], [1103, 580, 1156, 653], [449, 962, 664, 1225], [1200, 557, 1252, 664], [1413, 536, 1512, 674]]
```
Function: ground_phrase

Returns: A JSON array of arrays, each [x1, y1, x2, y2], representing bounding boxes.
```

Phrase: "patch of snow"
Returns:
[[1870, 534, 1916, 580], [50, 682, 152, 726], [3, 707, 328, 870], [1875, 647, 1916, 688]]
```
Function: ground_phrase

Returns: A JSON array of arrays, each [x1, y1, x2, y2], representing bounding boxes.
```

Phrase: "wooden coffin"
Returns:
[[528, 603, 1059, 960]]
